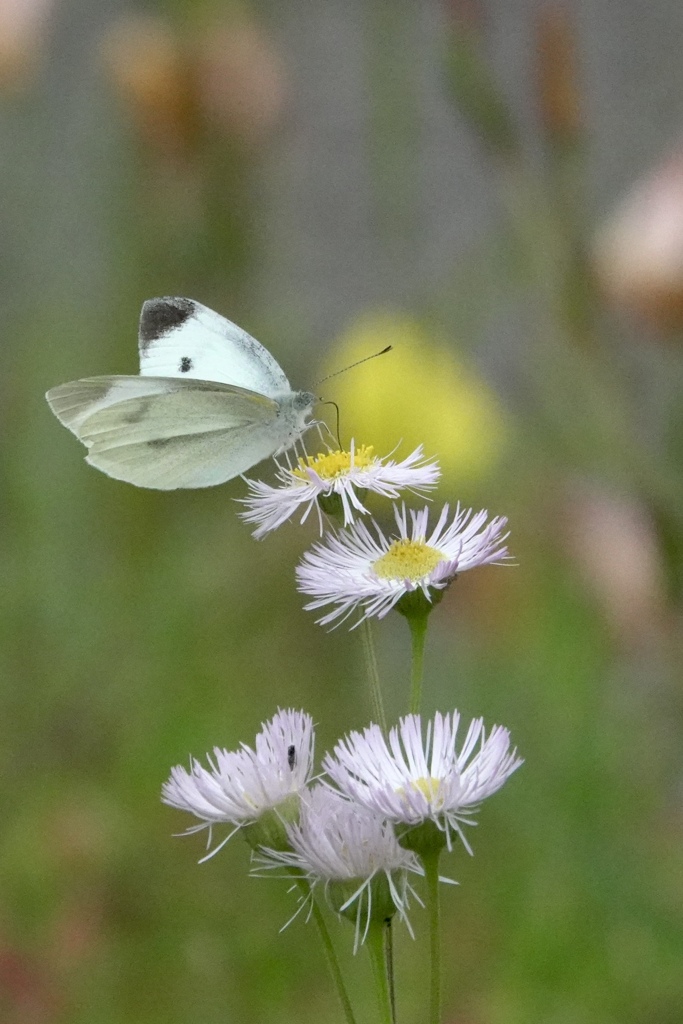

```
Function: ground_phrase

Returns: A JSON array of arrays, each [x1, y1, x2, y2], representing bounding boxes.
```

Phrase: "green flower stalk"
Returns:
[[395, 587, 444, 715], [325, 712, 523, 1023]]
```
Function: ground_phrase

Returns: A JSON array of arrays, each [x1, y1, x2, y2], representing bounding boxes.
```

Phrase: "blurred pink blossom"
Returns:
[[0, 0, 56, 86], [197, 17, 287, 148], [595, 151, 683, 331], [562, 481, 666, 643]]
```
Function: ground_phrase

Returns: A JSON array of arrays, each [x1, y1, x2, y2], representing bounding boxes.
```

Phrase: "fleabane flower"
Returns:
[[296, 502, 511, 626], [162, 708, 314, 859], [324, 712, 522, 855], [255, 785, 422, 950], [239, 442, 439, 539]]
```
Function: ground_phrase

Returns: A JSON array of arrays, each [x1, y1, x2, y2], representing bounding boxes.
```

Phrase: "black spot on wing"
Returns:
[[180, 356, 192, 373], [139, 297, 196, 351]]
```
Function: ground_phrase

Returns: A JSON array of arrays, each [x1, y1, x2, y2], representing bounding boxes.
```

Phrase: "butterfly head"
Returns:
[[294, 390, 317, 412]]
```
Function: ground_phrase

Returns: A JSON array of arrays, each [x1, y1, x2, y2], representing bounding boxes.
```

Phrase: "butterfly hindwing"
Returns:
[[85, 422, 287, 489], [77, 380, 274, 444], [47, 376, 184, 435], [46, 375, 286, 489]]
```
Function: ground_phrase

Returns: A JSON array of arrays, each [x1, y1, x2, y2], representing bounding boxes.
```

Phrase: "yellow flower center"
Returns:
[[399, 776, 444, 805], [292, 445, 376, 481], [373, 539, 443, 581]]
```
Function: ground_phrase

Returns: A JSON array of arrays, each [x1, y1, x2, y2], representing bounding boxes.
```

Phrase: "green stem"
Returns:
[[408, 613, 429, 716], [366, 921, 393, 1024], [361, 617, 388, 733], [423, 852, 442, 1024], [386, 918, 397, 1024], [445, 22, 521, 161], [306, 888, 359, 1024]]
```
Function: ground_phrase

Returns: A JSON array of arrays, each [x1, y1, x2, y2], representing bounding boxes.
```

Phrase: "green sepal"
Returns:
[[241, 793, 301, 853], [327, 872, 397, 926], [318, 492, 345, 522], [399, 819, 447, 858], [395, 586, 447, 621]]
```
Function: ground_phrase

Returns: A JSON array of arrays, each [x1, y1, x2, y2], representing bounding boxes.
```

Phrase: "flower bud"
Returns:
[[102, 15, 196, 160]]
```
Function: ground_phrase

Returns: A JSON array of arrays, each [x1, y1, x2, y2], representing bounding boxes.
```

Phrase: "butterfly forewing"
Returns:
[[138, 297, 291, 395]]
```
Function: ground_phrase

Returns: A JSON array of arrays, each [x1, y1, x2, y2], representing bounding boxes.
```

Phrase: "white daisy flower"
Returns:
[[323, 712, 522, 854], [255, 785, 422, 950], [162, 708, 314, 859], [239, 442, 439, 539], [296, 502, 511, 627]]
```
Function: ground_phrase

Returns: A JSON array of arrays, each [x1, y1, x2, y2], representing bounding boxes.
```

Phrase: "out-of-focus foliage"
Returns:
[[1, 3, 683, 1024]]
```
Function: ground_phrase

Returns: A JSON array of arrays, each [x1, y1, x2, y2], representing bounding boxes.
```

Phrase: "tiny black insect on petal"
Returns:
[[287, 745, 296, 770], [179, 356, 192, 373]]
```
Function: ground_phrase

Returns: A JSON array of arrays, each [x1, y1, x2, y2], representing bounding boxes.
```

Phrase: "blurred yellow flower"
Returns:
[[323, 312, 507, 484]]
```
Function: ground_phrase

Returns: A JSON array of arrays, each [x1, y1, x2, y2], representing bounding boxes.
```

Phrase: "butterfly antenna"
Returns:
[[314, 345, 392, 387]]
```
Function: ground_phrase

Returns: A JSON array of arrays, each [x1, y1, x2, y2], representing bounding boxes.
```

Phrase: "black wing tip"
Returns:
[[139, 297, 197, 349]]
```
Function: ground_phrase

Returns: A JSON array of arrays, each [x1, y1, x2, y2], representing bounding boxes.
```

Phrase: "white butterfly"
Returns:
[[46, 297, 317, 489]]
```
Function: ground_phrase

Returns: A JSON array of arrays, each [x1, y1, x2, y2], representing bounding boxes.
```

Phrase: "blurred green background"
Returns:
[[2, 2, 683, 1022]]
